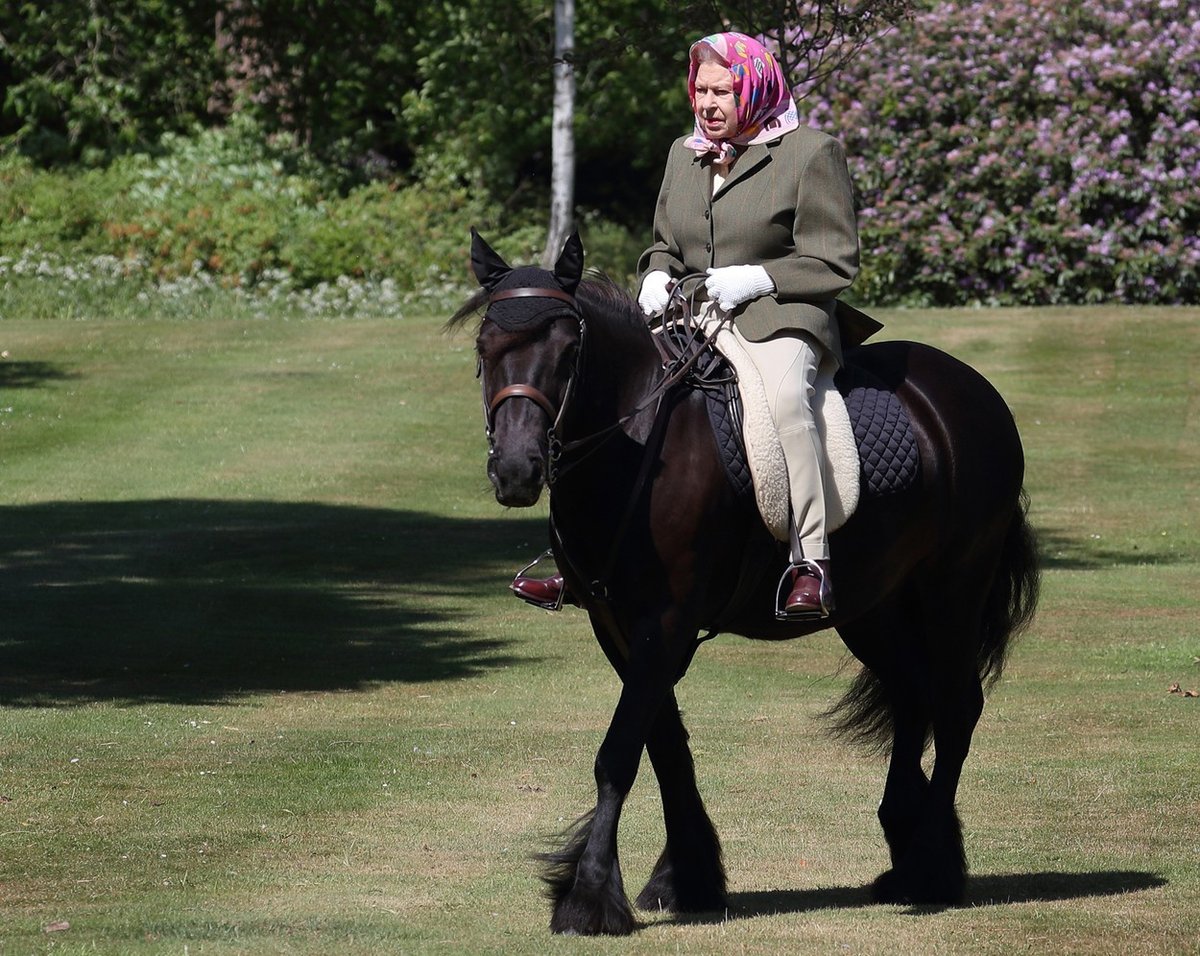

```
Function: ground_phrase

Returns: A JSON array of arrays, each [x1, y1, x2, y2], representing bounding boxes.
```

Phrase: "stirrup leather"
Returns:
[[510, 549, 565, 611], [774, 560, 833, 621]]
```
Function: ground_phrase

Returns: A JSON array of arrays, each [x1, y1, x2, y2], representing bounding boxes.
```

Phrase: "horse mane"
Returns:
[[575, 273, 646, 335], [445, 287, 489, 333], [445, 271, 645, 338]]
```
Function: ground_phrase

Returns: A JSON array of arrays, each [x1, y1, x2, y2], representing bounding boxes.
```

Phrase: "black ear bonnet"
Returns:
[[486, 266, 579, 331], [470, 229, 583, 332]]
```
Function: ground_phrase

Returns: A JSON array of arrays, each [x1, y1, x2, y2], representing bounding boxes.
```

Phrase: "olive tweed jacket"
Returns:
[[637, 127, 879, 364]]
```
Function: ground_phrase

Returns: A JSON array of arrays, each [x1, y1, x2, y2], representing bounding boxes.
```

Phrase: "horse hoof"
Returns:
[[635, 880, 727, 914], [871, 868, 907, 904], [871, 867, 965, 906], [550, 915, 637, 937], [550, 885, 638, 936]]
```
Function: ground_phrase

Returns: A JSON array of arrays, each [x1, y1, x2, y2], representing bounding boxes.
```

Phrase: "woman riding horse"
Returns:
[[513, 31, 873, 618], [460, 28, 1039, 939]]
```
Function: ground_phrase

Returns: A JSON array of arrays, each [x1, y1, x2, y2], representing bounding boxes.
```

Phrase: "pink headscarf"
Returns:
[[684, 32, 800, 162]]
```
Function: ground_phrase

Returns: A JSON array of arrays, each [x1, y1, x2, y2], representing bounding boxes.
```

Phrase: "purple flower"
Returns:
[[796, 0, 1200, 305]]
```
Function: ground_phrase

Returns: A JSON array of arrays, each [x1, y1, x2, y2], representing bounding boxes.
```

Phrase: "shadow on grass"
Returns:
[[0, 359, 78, 389], [1036, 527, 1191, 570], [0, 499, 550, 708], [666, 870, 1166, 924]]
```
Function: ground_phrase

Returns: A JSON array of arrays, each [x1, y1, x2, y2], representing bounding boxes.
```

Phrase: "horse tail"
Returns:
[[977, 489, 1041, 688], [824, 490, 1040, 754], [822, 667, 894, 755]]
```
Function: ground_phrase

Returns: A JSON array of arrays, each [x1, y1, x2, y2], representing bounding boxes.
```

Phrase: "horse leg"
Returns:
[[539, 622, 685, 935], [872, 577, 988, 905], [635, 692, 727, 913], [836, 596, 934, 878], [877, 688, 933, 870]]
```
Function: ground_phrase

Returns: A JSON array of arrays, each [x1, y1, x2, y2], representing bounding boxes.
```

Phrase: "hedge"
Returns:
[[799, 0, 1200, 305]]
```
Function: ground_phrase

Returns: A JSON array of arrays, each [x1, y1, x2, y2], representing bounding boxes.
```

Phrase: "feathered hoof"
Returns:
[[871, 866, 965, 906], [550, 882, 639, 936], [635, 872, 727, 914]]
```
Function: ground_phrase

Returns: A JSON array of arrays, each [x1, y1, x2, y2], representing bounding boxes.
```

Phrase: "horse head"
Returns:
[[469, 229, 585, 507]]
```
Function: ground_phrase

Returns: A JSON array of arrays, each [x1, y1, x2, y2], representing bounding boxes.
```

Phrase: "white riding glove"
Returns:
[[705, 264, 775, 311], [637, 270, 672, 316]]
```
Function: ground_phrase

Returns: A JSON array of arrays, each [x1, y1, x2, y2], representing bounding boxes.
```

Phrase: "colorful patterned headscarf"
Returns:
[[684, 32, 800, 161]]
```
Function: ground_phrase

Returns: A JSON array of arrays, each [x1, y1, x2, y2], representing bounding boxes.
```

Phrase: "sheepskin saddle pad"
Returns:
[[700, 321, 921, 542]]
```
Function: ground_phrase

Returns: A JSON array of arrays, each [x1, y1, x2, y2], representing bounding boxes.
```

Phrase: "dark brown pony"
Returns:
[[451, 231, 1039, 936]]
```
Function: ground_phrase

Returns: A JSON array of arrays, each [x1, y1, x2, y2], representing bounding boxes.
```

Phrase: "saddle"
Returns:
[[693, 319, 921, 541]]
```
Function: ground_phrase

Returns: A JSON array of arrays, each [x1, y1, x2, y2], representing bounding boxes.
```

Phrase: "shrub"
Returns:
[[798, 0, 1200, 305], [109, 119, 325, 283], [0, 119, 649, 309], [0, 153, 142, 255]]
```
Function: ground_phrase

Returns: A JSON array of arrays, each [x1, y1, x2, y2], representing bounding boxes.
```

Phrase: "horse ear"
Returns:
[[553, 231, 584, 294], [470, 227, 511, 291]]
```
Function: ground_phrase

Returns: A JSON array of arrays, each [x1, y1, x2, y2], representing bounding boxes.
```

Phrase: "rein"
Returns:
[[481, 277, 726, 485], [481, 276, 728, 609], [546, 276, 727, 482]]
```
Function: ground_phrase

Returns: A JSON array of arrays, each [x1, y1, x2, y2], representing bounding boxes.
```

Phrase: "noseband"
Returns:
[[480, 286, 584, 482]]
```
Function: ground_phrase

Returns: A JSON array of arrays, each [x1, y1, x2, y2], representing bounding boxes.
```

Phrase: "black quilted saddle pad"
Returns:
[[705, 360, 921, 503]]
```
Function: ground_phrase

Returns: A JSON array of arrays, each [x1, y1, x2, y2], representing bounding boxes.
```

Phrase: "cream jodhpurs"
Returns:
[[728, 324, 829, 563]]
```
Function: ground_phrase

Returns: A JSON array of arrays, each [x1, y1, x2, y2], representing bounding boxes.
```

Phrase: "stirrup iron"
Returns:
[[510, 549, 565, 611], [774, 560, 833, 622]]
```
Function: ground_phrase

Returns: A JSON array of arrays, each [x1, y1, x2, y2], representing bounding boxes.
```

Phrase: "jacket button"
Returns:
[[703, 208, 710, 219], [705, 242, 712, 253]]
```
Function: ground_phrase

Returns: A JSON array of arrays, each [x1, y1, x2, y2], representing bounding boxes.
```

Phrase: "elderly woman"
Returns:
[[514, 30, 872, 619]]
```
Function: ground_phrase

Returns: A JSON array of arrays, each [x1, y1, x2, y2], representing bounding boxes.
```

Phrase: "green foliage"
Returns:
[[0, 0, 695, 207], [113, 121, 321, 281], [3, 1, 971, 299], [0, 0, 224, 164], [0, 117, 643, 303], [576, 210, 651, 285], [0, 151, 139, 254], [398, 0, 695, 221], [282, 180, 484, 292], [215, 0, 421, 167]]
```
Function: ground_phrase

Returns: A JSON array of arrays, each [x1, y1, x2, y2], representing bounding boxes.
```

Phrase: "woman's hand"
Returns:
[[638, 270, 672, 315], [705, 265, 774, 311]]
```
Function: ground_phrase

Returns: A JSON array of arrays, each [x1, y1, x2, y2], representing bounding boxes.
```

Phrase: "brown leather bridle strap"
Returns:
[[481, 285, 580, 437], [487, 286, 580, 305], [488, 286, 578, 307], [489, 383, 559, 421]]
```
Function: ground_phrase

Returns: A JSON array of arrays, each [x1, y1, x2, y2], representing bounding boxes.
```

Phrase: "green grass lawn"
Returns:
[[1, 297, 1197, 954]]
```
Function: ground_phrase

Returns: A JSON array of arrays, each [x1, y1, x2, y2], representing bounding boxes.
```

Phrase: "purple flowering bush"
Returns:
[[796, 0, 1200, 305]]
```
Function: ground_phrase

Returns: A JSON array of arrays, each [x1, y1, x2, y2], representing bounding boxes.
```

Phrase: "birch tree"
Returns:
[[542, 0, 576, 266]]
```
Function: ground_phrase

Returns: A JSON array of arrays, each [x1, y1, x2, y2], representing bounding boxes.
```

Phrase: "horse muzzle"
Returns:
[[487, 447, 546, 507]]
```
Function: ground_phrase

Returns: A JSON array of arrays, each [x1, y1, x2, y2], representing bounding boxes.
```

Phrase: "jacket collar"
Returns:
[[694, 139, 777, 199]]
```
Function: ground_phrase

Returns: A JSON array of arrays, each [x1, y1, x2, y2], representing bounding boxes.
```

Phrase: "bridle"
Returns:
[[479, 286, 585, 483], [479, 276, 728, 486], [478, 276, 732, 606]]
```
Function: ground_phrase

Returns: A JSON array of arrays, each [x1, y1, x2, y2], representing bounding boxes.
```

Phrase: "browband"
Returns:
[[489, 286, 577, 307]]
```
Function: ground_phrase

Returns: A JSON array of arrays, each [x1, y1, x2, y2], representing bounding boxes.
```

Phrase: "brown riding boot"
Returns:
[[780, 559, 834, 619], [511, 572, 568, 609]]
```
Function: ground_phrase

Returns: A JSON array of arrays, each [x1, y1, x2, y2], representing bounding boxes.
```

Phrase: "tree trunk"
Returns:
[[542, 0, 576, 267]]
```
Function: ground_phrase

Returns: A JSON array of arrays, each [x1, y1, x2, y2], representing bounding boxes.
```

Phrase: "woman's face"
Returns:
[[693, 61, 738, 140]]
